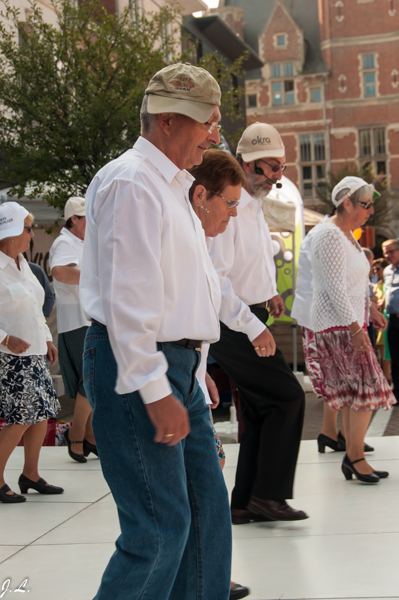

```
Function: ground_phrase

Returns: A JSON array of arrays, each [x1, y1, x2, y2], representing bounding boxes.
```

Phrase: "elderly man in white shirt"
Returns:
[[209, 122, 307, 524], [49, 197, 96, 463], [79, 64, 232, 600]]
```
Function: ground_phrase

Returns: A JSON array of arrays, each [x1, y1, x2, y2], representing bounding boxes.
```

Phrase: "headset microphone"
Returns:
[[254, 162, 283, 189]]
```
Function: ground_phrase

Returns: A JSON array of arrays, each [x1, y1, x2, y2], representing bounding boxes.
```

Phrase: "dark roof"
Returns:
[[223, 0, 326, 78], [186, 15, 263, 71]]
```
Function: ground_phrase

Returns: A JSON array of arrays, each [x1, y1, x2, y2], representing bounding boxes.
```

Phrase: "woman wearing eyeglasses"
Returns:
[[311, 176, 395, 484], [189, 150, 251, 600], [0, 202, 63, 503]]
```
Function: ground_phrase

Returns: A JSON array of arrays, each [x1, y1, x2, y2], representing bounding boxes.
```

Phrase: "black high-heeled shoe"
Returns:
[[64, 428, 87, 463], [317, 433, 344, 453], [83, 439, 99, 458], [373, 469, 389, 479], [0, 483, 26, 503], [341, 454, 380, 484], [338, 431, 374, 453], [18, 474, 64, 495]]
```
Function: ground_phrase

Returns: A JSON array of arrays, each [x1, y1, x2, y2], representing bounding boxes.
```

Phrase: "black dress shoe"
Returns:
[[338, 431, 374, 453], [341, 454, 379, 484], [18, 474, 64, 495], [230, 583, 251, 600], [64, 428, 87, 463], [83, 438, 99, 458], [0, 483, 26, 504], [231, 508, 272, 525], [247, 497, 309, 521]]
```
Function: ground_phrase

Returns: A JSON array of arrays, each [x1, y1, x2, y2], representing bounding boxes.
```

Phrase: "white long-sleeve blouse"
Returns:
[[0, 252, 52, 355], [310, 221, 370, 332]]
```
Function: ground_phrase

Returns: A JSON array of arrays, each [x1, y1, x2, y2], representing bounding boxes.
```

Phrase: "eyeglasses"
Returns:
[[208, 189, 240, 209], [204, 121, 222, 135], [358, 199, 374, 210], [24, 226, 33, 233], [258, 159, 286, 173]]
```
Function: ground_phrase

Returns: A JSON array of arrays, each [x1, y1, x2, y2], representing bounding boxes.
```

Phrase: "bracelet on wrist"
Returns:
[[351, 327, 363, 338]]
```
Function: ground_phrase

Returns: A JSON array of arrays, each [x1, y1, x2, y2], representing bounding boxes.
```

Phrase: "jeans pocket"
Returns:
[[82, 346, 95, 409]]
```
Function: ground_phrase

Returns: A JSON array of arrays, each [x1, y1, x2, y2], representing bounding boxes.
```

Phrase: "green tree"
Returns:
[[316, 164, 393, 231], [0, 0, 246, 215]]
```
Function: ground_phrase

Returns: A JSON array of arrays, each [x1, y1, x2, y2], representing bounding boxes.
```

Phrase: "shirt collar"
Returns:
[[133, 136, 194, 188], [60, 227, 84, 245], [0, 251, 25, 270], [240, 187, 259, 210]]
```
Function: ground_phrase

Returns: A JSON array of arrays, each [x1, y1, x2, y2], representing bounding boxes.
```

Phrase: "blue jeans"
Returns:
[[83, 325, 232, 600]]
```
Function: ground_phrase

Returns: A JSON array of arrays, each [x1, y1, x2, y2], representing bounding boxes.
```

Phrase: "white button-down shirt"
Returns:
[[0, 252, 52, 355], [49, 228, 91, 334], [80, 137, 221, 403], [210, 188, 277, 341]]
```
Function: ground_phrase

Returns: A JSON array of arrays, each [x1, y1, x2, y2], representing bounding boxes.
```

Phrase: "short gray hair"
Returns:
[[140, 95, 158, 135]]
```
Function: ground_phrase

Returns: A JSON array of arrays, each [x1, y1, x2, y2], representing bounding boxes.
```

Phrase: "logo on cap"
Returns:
[[0, 217, 13, 225], [169, 77, 200, 92], [252, 136, 271, 146]]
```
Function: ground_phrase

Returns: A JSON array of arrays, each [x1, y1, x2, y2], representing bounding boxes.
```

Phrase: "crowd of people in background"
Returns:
[[0, 61, 398, 600]]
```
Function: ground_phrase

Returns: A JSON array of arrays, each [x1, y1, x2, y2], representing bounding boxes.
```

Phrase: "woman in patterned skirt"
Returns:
[[311, 177, 395, 484], [0, 202, 63, 503]]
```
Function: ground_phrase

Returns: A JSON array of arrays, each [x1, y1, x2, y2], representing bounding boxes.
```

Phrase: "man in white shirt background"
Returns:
[[80, 64, 232, 600], [49, 197, 96, 463], [210, 122, 307, 524]]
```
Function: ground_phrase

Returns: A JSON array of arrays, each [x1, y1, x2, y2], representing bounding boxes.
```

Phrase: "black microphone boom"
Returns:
[[254, 162, 283, 189]]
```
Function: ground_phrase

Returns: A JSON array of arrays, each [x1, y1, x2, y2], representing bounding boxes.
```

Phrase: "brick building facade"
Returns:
[[216, 0, 399, 221]]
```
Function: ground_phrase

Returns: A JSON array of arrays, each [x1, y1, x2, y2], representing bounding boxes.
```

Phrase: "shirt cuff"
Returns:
[[139, 374, 173, 404], [242, 316, 268, 342]]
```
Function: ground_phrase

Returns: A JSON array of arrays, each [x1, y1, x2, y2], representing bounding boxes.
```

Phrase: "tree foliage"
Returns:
[[0, 0, 247, 214], [316, 163, 393, 231]]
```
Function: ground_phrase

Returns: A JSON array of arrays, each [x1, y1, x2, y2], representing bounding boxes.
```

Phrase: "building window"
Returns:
[[338, 74, 347, 93], [359, 128, 386, 176], [311, 88, 321, 102], [277, 35, 285, 46], [271, 63, 295, 105], [362, 54, 376, 97], [247, 94, 257, 108], [299, 133, 326, 198], [389, 0, 396, 16], [130, 0, 142, 19], [392, 69, 399, 88]]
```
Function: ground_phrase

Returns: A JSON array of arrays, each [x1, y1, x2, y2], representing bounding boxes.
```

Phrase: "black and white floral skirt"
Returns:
[[0, 352, 60, 426]]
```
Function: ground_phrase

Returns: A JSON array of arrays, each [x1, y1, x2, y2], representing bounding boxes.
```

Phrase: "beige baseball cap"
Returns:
[[64, 197, 85, 221], [237, 122, 285, 162], [145, 63, 221, 123]]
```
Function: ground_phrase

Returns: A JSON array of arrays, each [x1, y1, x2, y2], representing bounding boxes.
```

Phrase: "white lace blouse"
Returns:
[[310, 221, 370, 332]]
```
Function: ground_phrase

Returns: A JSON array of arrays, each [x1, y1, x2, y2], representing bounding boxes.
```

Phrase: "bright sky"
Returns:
[[202, 0, 219, 7]]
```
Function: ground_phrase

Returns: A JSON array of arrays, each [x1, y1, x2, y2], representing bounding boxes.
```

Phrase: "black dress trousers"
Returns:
[[209, 307, 305, 509]]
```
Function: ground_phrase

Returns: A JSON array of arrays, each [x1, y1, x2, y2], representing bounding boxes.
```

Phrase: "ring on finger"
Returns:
[[165, 433, 175, 438], [260, 347, 267, 350]]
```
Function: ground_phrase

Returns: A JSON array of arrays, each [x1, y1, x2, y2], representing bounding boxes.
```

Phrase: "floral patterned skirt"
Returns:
[[302, 327, 396, 411], [0, 352, 60, 425]]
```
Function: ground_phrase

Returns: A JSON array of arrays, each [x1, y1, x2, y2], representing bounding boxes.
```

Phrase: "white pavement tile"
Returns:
[[34, 494, 120, 545], [0, 546, 24, 563], [0, 502, 91, 546], [4, 446, 103, 471], [0, 543, 113, 600]]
